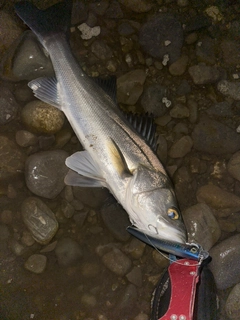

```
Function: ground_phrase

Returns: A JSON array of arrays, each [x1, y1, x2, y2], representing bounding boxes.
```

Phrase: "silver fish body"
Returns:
[[15, 1, 187, 243]]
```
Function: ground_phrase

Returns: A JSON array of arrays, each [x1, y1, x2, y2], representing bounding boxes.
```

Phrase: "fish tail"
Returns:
[[14, 1, 72, 48]]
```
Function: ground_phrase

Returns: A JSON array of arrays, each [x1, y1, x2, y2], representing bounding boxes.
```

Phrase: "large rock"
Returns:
[[139, 14, 183, 63], [25, 150, 68, 199], [209, 234, 240, 289], [192, 116, 240, 155], [227, 151, 240, 182]]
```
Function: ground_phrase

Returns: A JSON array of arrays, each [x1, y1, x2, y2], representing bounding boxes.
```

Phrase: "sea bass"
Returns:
[[15, 1, 187, 243]]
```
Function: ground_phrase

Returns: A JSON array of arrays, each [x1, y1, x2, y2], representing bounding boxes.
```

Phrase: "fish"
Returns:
[[127, 226, 209, 261], [14, 1, 187, 244]]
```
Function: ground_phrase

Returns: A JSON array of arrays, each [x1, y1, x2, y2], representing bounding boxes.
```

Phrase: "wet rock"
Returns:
[[192, 116, 240, 155], [118, 0, 152, 13], [73, 187, 109, 208], [152, 250, 169, 270], [11, 31, 54, 80], [117, 69, 146, 105], [102, 248, 131, 276], [134, 313, 149, 320], [15, 130, 38, 147], [188, 64, 220, 84], [24, 254, 47, 274], [101, 201, 130, 242], [91, 39, 113, 60], [118, 21, 135, 36], [105, 0, 123, 19], [55, 237, 83, 266], [14, 82, 33, 103], [78, 23, 100, 40], [0, 224, 10, 241], [21, 100, 65, 135], [0, 136, 26, 181], [220, 40, 240, 67], [196, 36, 217, 65], [185, 14, 211, 33], [0, 87, 19, 124], [21, 197, 59, 245], [125, 237, 146, 260], [139, 14, 183, 63], [217, 80, 240, 101], [228, 151, 240, 182], [25, 150, 68, 199], [61, 200, 75, 219], [183, 203, 221, 251], [1, 210, 12, 224], [80, 262, 100, 278], [0, 10, 23, 55], [117, 284, 137, 311], [89, 0, 109, 16], [168, 135, 193, 158], [10, 240, 25, 256], [196, 184, 240, 217], [206, 101, 233, 118], [80, 293, 97, 308], [225, 283, 240, 319], [169, 54, 189, 76], [141, 84, 169, 117], [126, 266, 142, 287], [209, 234, 240, 289], [170, 103, 189, 118], [71, 1, 88, 25]]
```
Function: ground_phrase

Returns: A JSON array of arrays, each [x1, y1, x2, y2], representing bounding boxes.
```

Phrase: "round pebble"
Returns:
[[55, 237, 83, 266], [24, 254, 47, 274], [21, 100, 65, 134]]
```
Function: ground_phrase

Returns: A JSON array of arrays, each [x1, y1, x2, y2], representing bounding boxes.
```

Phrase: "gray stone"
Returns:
[[183, 203, 221, 251], [24, 254, 47, 274], [15, 130, 38, 147], [11, 31, 54, 80], [0, 136, 26, 181], [21, 100, 65, 134], [102, 248, 131, 276], [80, 262, 100, 278], [192, 116, 240, 155], [141, 84, 169, 117], [72, 187, 109, 208], [225, 283, 240, 319], [152, 250, 169, 270], [80, 293, 97, 308], [209, 234, 240, 289], [206, 101, 233, 118], [220, 40, 240, 66], [188, 64, 220, 84], [105, 0, 123, 19], [124, 237, 146, 260], [91, 39, 113, 60], [196, 36, 217, 65], [117, 284, 137, 312], [126, 266, 142, 287], [101, 201, 130, 242], [117, 69, 146, 105], [196, 184, 240, 217], [118, 0, 152, 13], [0, 10, 23, 56], [227, 151, 240, 182], [21, 197, 59, 245], [0, 87, 19, 125], [218, 80, 240, 101], [169, 103, 189, 118], [25, 150, 68, 199], [55, 237, 83, 266], [168, 135, 193, 158], [139, 14, 183, 63], [169, 54, 188, 76]]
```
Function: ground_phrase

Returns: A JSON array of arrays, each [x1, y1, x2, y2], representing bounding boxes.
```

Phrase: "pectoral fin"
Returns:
[[65, 151, 107, 187], [108, 138, 132, 178]]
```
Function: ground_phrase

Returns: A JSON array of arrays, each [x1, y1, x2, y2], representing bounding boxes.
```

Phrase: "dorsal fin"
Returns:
[[125, 112, 159, 152]]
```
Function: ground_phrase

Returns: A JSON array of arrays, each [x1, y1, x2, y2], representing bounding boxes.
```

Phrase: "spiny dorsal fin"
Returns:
[[125, 112, 159, 152]]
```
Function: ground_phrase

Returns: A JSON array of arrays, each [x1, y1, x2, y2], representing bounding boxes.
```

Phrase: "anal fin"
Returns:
[[28, 76, 62, 109]]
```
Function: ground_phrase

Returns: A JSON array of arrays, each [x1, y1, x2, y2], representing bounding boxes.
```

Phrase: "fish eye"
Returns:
[[167, 207, 179, 220]]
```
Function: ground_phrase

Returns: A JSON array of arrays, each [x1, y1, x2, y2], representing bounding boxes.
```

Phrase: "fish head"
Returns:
[[126, 164, 187, 244]]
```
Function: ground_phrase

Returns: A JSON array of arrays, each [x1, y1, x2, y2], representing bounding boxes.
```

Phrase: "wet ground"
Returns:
[[1, 0, 240, 319]]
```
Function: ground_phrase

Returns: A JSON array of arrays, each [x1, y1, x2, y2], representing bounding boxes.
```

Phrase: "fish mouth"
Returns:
[[129, 225, 187, 245]]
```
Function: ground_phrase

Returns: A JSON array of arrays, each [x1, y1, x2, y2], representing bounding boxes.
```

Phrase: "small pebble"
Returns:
[[24, 254, 47, 274]]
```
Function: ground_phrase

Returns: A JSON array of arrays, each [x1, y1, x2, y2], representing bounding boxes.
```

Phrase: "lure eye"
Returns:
[[167, 207, 179, 220], [190, 247, 198, 253]]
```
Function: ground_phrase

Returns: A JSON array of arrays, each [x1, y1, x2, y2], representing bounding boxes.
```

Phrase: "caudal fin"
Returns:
[[14, 1, 72, 48]]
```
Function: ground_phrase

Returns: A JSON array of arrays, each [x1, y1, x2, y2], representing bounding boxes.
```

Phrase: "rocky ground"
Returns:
[[1, 0, 240, 319]]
